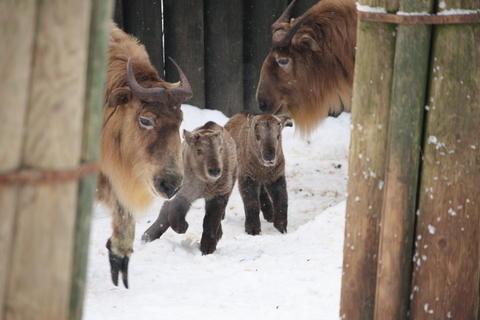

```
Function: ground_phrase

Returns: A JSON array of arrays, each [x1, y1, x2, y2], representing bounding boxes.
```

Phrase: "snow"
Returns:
[[83, 105, 351, 320]]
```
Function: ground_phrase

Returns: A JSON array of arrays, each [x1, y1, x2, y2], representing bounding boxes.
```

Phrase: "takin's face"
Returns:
[[183, 129, 225, 182], [101, 58, 192, 210], [248, 114, 293, 167], [104, 91, 184, 202]]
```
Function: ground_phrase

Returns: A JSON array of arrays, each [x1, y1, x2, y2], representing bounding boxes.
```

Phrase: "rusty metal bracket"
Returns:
[[0, 162, 99, 185], [358, 11, 480, 25]]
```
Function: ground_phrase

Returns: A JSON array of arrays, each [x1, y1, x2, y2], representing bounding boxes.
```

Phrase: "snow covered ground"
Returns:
[[83, 105, 351, 320]]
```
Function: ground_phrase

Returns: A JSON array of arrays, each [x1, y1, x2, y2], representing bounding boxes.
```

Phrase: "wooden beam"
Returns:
[[0, 0, 38, 316], [164, 0, 206, 109], [4, 1, 92, 319], [204, 0, 243, 116], [409, 1, 480, 317], [339, 1, 398, 319], [373, 0, 435, 318], [69, 1, 114, 319]]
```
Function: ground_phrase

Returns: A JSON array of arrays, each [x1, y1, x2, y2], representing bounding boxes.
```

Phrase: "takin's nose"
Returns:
[[263, 153, 276, 162], [154, 176, 182, 199], [208, 167, 221, 178], [259, 101, 267, 112]]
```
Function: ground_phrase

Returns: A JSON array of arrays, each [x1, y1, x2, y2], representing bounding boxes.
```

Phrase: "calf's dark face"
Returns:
[[184, 130, 224, 182], [249, 115, 293, 167]]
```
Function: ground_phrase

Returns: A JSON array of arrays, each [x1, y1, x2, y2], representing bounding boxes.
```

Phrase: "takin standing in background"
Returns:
[[142, 121, 237, 255], [224, 112, 292, 235], [97, 24, 193, 288], [256, 0, 357, 136]]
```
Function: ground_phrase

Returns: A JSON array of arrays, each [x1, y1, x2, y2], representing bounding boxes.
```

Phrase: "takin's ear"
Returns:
[[183, 129, 192, 143], [279, 115, 293, 128], [294, 33, 320, 52], [247, 113, 258, 128], [108, 87, 133, 108]]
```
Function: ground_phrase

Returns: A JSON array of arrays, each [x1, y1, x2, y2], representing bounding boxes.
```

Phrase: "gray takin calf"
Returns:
[[142, 121, 237, 254], [98, 24, 192, 287], [224, 112, 292, 235], [256, 0, 357, 136]]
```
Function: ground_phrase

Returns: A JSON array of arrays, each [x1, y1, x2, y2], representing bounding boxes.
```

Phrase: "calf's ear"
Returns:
[[108, 87, 133, 108], [183, 129, 192, 143], [280, 116, 293, 128]]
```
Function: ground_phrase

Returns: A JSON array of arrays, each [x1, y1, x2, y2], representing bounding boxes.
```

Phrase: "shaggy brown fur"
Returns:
[[142, 121, 237, 254], [224, 111, 292, 235], [256, 0, 357, 136], [98, 24, 192, 287]]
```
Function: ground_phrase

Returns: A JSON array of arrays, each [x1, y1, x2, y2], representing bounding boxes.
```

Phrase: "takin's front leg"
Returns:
[[141, 201, 171, 243], [260, 185, 274, 222], [200, 193, 229, 254], [239, 176, 261, 235], [107, 203, 135, 288], [266, 175, 288, 234]]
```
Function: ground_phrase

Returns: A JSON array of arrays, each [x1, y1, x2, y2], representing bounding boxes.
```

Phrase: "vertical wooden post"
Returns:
[[373, 1, 435, 319], [164, 0, 206, 109], [339, 1, 398, 319], [243, 0, 288, 112], [0, 0, 38, 314], [204, 0, 243, 116], [122, 1, 164, 75], [69, 1, 113, 319], [2, 1, 92, 319], [409, 1, 480, 318]]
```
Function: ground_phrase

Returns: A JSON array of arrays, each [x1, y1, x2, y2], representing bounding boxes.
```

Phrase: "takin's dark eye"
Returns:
[[276, 57, 291, 68], [196, 149, 203, 155], [256, 134, 261, 140], [139, 117, 155, 130]]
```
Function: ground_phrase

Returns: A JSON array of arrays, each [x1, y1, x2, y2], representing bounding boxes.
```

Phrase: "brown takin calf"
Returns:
[[224, 112, 292, 235], [142, 121, 237, 254], [98, 24, 192, 287], [256, 0, 357, 136]]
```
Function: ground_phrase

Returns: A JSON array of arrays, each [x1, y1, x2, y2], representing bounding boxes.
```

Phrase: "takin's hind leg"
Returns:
[[107, 203, 135, 288], [259, 185, 274, 222], [200, 194, 229, 255]]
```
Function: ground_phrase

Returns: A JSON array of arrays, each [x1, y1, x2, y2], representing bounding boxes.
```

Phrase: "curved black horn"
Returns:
[[126, 57, 167, 102], [272, 14, 310, 48], [271, 0, 299, 32], [168, 57, 193, 103]]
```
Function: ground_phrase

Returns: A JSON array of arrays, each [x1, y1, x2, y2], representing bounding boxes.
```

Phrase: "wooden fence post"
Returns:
[[0, 0, 38, 314], [121, 1, 164, 75], [373, 1, 435, 319], [69, 1, 113, 319], [339, 1, 399, 319], [1, 1, 92, 319], [164, 0, 206, 109], [409, 1, 480, 318], [204, 0, 244, 116], [243, 0, 288, 112]]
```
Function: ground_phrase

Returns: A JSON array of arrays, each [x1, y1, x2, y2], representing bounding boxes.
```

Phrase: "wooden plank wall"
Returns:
[[114, 0, 318, 117]]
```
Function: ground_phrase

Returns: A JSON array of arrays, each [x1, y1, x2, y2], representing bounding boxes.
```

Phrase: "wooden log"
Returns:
[[69, 1, 113, 319], [164, 0, 206, 109], [122, 1, 163, 75], [0, 0, 38, 315], [339, 1, 398, 319], [373, 1, 435, 319], [204, 0, 243, 116], [4, 1, 92, 319], [409, 2, 480, 318], [243, 0, 288, 112]]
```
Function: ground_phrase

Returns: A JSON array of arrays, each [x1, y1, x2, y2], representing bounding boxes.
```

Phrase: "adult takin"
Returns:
[[256, 0, 357, 136], [224, 112, 292, 235], [97, 24, 193, 288], [142, 121, 237, 255]]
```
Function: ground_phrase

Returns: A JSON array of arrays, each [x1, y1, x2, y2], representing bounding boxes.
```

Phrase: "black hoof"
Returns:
[[107, 239, 130, 288]]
